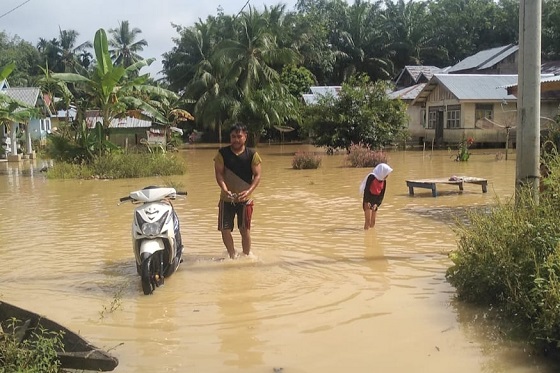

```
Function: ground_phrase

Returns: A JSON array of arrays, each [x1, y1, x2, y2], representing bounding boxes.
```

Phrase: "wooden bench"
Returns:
[[406, 177, 488, 197]]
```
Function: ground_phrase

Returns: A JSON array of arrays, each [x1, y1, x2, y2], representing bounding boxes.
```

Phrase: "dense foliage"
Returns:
[[447, 153, 560, 354], [302, 74, 408, 151]]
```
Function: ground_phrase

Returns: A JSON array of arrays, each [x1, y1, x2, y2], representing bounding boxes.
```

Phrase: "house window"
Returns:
[[447, 105, 461, 128], [40, 120, 45, 131], [475, 103, 493, 121], [421, 109, 426, 128]]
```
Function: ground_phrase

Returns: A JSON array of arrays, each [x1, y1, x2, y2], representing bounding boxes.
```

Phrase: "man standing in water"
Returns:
[[214, 123, 262, 259]]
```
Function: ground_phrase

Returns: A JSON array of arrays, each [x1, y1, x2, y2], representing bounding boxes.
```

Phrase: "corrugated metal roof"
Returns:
[[388, 83, 426, 101], [86, 116, 152, 128], [413, 74, 519, 105], [448, 44, 518, 73], [303, 86, 341, 105], [2, 87, 40, 106]]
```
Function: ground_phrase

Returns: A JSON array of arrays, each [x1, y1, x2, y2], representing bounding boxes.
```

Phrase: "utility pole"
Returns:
[[516, 0, 542, 203]]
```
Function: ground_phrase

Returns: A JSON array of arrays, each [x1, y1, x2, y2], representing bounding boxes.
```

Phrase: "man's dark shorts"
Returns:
[[218, 199, 254, 231]]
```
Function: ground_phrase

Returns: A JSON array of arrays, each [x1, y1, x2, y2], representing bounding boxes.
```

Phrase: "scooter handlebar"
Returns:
[[176, 191, 188, 196], [119, 196, 133, 202]]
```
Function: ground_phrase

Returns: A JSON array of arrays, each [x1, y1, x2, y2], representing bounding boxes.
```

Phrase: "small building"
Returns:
[[302, 86, 341, 105], [411, 74, 559, 147], [0, 87, 52, 160], [388, 83, 427, 145], [85, 111, 154, 148], [394, 66, 443, 90], [447, 44, 519, 75]]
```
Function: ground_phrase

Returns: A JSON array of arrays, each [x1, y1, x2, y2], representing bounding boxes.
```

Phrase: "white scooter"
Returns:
[[119, 186, 186, 295]]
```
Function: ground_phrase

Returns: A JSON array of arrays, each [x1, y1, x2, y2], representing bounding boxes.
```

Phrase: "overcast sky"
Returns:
[[0, 0, 301, 78]]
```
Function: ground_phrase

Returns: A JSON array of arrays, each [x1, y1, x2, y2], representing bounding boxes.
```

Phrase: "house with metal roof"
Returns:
[[448, 44, 519, 75], [388, 83, 427, 145], [302, 86, 341, 105], [394, 66, 444, 89], [409, 74, 560, 146], [1, 87, 52, 161]]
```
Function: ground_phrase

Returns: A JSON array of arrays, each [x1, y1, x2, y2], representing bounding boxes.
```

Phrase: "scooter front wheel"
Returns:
[[141, 255, 155, 295]]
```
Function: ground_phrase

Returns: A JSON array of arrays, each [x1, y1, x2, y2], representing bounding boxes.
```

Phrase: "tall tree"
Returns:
[[383, 0, 446, 70], [0, 32, 42, 86], [329, 0, 394, 82], [108, 21, 148, 67], [36, 29, 91, 73]]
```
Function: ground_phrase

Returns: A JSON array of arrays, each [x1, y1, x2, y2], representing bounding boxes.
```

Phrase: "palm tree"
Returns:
[[331, 0, 394, 82], [108, 21, 148, 67], [37, 30, 92, 73], [188, 59, 238, 143], [383, 0, 445, 70], [216, 6, 300, 95], [58, 28, 92, 72]]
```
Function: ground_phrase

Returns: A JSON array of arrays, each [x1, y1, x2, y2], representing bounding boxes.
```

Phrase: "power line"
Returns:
[[0, 0, 32, 20]]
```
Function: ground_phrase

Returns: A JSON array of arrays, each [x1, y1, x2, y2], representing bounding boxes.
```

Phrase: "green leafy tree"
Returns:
[[280, 64, 316, 97], [303, 74, 408, 150], [0, 32, 42, 86]]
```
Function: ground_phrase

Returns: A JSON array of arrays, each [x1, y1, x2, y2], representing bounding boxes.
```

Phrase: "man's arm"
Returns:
[[214, 160, 230, 195], [238, 162, 261, 201]]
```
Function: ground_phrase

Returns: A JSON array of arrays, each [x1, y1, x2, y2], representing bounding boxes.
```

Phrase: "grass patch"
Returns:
[[46, 152, 186, 179]]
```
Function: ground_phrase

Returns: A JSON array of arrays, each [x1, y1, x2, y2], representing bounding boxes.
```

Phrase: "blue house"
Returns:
[[0, 87, 52, 161]]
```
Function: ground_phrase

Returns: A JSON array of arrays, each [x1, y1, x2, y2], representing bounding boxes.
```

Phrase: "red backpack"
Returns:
[[369, 178, 384, 195]]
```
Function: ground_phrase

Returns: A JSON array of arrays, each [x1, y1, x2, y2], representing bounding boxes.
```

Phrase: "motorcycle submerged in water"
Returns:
[[119, 186, 187, 295]]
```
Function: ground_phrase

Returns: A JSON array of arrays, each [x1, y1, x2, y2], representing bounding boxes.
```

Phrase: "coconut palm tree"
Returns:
[[108, 21, 148, 67], [58, 28, 92, 72], [37, 29, 92, 73]]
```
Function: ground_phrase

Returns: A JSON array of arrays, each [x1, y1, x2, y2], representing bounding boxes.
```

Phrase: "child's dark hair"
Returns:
[[230, 123, 247, 133]]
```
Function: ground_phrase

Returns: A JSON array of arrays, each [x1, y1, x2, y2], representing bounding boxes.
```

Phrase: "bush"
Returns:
[[345, 143, 388, 168], [0, 318, 64, 373], [46, 152, 186, 179], [447, 180, 560, 353], [292, 151, 321, 169]]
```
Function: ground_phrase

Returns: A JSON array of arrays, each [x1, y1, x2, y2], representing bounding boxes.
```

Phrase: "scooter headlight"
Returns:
[[139, 211, 169, 237], [142, 222, 162, 236]]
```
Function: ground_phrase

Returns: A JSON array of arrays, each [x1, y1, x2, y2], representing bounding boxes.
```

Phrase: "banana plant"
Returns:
[[51, 29, 177, 157]]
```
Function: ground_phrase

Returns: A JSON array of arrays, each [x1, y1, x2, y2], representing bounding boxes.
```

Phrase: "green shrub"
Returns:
[[292, 151, 321, 169], [0, 318, 64, 373], [46, 152, 186, 179], [447, 182, 560, 352], [345, 143, 388, 168]]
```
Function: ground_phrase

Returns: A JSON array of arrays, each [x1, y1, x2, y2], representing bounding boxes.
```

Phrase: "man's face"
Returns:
[[230, 130, 247, 151]]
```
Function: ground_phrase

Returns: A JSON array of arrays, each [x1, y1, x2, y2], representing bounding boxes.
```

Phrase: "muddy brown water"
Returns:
[[1, 144, 559, 373]]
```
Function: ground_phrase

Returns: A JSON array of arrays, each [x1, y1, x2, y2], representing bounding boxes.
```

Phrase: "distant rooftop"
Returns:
[[448, 44, 518, 73]]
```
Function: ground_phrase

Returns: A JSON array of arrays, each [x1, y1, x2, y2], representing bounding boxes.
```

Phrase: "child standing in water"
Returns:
[[359, 163, 393, 230]]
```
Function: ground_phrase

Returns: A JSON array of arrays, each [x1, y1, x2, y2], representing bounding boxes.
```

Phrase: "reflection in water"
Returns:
[[217, 264, 263, 369], [0, 147, 558, 372]]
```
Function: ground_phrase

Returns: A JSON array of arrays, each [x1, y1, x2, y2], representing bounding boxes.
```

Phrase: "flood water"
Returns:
[[1, 144, 559, 373]]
